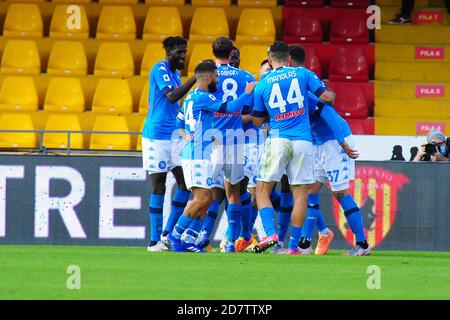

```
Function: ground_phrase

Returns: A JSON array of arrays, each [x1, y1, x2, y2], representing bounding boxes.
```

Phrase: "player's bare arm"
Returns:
[[164, 76, 196, 104]]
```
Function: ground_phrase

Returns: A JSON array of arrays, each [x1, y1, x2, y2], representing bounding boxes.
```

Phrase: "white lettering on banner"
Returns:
[[99, 167, 146, 239], [0, 166, 25, 237], [34, 166, 87, 238]]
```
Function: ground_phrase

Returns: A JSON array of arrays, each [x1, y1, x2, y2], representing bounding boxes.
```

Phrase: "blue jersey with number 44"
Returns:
[[253, 67, 326, 141]]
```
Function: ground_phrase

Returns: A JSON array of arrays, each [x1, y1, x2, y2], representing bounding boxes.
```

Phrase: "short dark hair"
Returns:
[[195, 60, 216, 77], [162, 36, 187, 52], [268, 41, 289, 62], [288, 44, 306, 66], [260, 59, 270, 67], [212, 37, 234, 59], [233, 46, 240, 56]]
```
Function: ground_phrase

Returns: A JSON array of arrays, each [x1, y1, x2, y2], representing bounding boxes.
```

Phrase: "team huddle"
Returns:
[[141, 36, 371, 256]]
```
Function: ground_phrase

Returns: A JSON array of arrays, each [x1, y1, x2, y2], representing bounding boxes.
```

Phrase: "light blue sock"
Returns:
[[288, 225, 302, 250], [163, 189, 191, 235], [240, 192, 253, 241], [339, 194, 366, 242], [172, 215, 193, 239], [226, 204, 242, 242], [278, 192, 293, 243], [149, 194, 164, 243], [183, 218, 204, 244], [202, 200, 220, 235], [302, 194, 320, 239], [260, 207, 276, 237]]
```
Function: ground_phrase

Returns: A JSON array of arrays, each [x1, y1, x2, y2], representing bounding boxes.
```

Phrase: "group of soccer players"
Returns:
[[141, 35, 371, 256]]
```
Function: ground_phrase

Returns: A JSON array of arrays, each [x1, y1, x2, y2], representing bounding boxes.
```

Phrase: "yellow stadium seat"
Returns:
[[375, 98, 450, 119], [52, 0, 92, 3], [239, 45, 268, 80], [376, 25, 450, 45], [139, 81, 149, 114], [0, 113, 36, 148], [375, 117, 450, 136], [190, 8, 229, 42], [191, 0, 231, 7], [96, 6, 136, 41], [145, 0, 184, 5], [50, 4, 89, 40], [3, 4, 43, 39], [4, 0, 45, 2], [44, 77, 85, 113], [90, 115, 131, 150], [47, 41, 88, 76], [136, 119, 145, 151], [92, 78, 133, 114], [376, 61, 450, 82], [99, 0, 138, 3], [188, 43, 214, 77], [140, 43, 166, 77], [142, 7, 183, 41], [238, 0, 277, 7], [94, 42, 135, 78], [43, 114, 84, 149], [236, 9, 275, 44], [0, 76, 38, 112], [1, 40, 41, 75]]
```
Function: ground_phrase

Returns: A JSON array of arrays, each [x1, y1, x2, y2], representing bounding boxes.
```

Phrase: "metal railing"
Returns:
[[0, 129, 142, 156]]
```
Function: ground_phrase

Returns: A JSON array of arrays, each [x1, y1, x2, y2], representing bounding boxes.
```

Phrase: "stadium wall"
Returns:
[[0, 155, 448, 252]]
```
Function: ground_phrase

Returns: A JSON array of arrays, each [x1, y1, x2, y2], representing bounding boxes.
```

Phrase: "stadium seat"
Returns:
[[284, 0, 324, 7], [44, 77, 85, 113], [283, 10, 322, 43], [330, 11, 369, 44], [0, 113, 37, 148], [90, 115, 131, 150], [188, 43, 215, 77], [192, 0, 231, 6], [304, 47, 322, 78], [47, 41, 88, 76], [96, 6, 136, 40], [236, 9, 275, 44], [140, 43, 165, 77], [330, 82, 368, 118], [50, 4, 89, 40], [3, 4, 43, 39], [346, 118, 374, 135], [53, 0, 91, 3], [329, 47, 369, 82], [98, 0, 138, 3], [43, 114, 84, 149], [331, 0, 370, 8], [0, 76, 38, 112], [136, 120, 145, 151], [238, 0, 277, 7], [94, 42, 134, 78], [1, 40, 41, 75], [145, 0, 184, 5], [139, 81, 149, 114], [92, 78, 133, 114], [142, 7, 183, 41], [239, 45, 269, 80], [190, 8, 229, 42]]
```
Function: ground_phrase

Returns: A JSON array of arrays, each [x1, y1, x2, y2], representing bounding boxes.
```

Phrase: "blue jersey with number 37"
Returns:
[[253, 67, 327, 141]]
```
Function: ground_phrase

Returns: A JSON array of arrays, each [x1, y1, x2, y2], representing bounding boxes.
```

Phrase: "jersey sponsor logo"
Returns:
[[415, 85, 445, 97], [415, 47, 444, 60], [333, 166, 409, 248], [416, 121, 446, 135], [413, 10, 444, 24], [274, 108, 305, 121], [214, 111, 242, 118]]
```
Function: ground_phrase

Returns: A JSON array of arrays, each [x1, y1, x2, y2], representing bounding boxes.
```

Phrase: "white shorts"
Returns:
[[313, 135, 356, 192], [257, 138, 315, 185], [211, 143, 245, 189], [142, 138, 182, 174], [181, 159, 213, 190], [244, 142, 262, 188]]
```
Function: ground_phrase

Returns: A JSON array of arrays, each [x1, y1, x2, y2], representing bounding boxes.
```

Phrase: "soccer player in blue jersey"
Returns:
[[252, 41, 335, 255], [168, 61, 255, 252], [289, 45, 371, 256], [142, 36, 197, 252]]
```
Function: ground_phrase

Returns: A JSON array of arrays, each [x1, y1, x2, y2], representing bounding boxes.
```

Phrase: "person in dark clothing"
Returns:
[[389, 0, 450, 24]]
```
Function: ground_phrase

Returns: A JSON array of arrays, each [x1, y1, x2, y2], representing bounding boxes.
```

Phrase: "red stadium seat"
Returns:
[[283, 10, 323, 43], [330, 0, 370, 8], [346, 118, 374, 134], [304, 47, 322, 78], [329, 47, 369, 82], [284, 0, 324, 7], [330, 10, 369, 44], [328, 82, 368, 119]]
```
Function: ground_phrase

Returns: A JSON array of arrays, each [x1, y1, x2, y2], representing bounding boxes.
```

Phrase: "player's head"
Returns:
[[195, 60, 218, 93], [230, 46, 240, 68], [212, 37, 234, 61], [288, 44, 306, 67], [259, 59, 272, 77], [162, 36, 188, 70], [268, 41, 290, 68]]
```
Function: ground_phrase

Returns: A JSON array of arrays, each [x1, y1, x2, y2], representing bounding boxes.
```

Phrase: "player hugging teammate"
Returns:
[[143, 36, 371, 256]]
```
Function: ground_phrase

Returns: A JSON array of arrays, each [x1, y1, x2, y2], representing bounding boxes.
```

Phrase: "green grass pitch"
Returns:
[[0, 245, 449, 300]]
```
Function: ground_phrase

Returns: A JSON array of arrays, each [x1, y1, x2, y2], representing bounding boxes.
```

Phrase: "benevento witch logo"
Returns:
[[333, 166, 410, 248]]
